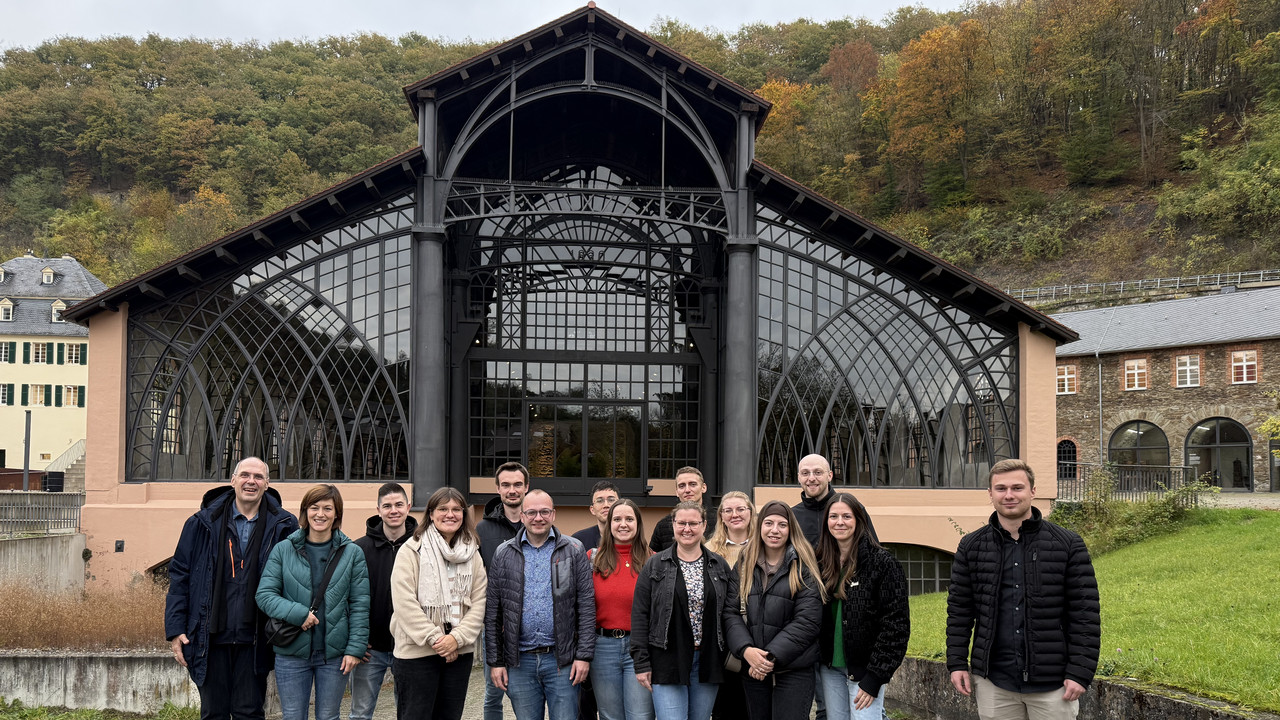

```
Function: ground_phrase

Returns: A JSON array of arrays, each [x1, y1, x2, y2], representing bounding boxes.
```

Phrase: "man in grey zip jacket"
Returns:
[[485, 490, 595, 720]]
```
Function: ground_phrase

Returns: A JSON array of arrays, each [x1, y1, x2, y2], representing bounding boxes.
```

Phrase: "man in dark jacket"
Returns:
[[947, 459, 1101, 720], [477, 462, 530, 720], [164, 457, 298, 720], [349, 482, 417, 720], [649, 466, 717, 552], [485, 489, 595, 720], [791, 453, 877, 548]]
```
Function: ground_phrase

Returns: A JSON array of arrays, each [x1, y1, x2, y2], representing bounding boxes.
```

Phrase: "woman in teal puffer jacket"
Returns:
[[257, 484, 370, 720]]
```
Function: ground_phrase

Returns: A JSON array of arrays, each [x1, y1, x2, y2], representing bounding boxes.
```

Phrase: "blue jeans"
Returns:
[[590, 635, 653, 720], [481, 635, 509, 720], [506, 650, 579, 720], [274, 655, 348, 720], [650, 650, 719, 720], [818, 665, 885, 720], [348, 649, 393, 720]]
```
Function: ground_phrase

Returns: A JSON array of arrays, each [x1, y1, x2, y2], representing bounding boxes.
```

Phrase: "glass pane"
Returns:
[[1186, 422, 1215, 447], [1110, 424, 1141, 449], [1217, 419, 1251, 444], [1220, 446, 1251, 488]]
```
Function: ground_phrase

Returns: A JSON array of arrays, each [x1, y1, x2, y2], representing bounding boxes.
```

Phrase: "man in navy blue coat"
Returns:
[[164, 457, 298, 720]]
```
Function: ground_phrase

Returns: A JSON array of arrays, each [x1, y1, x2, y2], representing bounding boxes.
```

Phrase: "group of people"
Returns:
[[165, 455, 1099, 720]]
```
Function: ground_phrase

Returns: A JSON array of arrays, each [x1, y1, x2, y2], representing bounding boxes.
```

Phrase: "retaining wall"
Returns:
[[0, 533, 85, 593], [886, 657, 1280, 720]]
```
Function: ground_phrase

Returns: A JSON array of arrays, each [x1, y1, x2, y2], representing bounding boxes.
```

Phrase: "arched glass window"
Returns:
[[885, 544, 954, 595], [1108, 421, 1169, 467], [1057, 439, 1077, 482], [1185, 417, 1253, 490]]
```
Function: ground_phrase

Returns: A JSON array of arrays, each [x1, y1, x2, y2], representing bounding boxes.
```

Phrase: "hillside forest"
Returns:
[[1, 0, 1279, 289]]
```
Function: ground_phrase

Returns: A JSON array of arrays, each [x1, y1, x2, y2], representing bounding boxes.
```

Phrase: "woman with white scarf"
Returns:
[[390, 487, 487, 720]]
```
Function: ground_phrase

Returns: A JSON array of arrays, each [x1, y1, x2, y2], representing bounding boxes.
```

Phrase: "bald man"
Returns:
[[790, 453, 877, 549]]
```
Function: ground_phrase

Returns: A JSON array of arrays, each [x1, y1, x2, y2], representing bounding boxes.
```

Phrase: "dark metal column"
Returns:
[[410, 94, 448, 506], [721, 108, 758, 497]]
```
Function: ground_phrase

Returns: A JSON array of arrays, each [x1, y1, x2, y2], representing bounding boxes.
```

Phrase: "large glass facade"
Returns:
[[754, 208, 1019, 487], [125, 194, 414, 482]]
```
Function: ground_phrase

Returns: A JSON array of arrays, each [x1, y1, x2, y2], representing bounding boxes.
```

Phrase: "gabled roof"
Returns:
[[1053, 285, 1280, 356], [0, 297, 90, 337], [401, 3, 772, 131], [0, 255, 107, 299], [749, 162, 1078, 344], [65, 148, 426, 323]]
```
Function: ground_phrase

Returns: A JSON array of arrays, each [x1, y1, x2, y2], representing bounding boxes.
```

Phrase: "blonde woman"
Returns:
[[390, 487, 488, 720], [724, 501, 826, 720], [706, 492, 755, 569]]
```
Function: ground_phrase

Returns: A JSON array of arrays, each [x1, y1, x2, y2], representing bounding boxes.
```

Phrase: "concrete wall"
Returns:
[[0, 533, 85, 593], [886, 657, 1280, 720]]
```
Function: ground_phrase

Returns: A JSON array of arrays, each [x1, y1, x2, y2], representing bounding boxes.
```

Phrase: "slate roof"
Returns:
[[0, 255, 105, 338], [1053, 285, 1280, 356]]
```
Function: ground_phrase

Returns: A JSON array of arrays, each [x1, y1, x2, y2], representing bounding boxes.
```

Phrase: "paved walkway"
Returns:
[[333, 665, 509, 720], [1201, 491, 1280, 510]]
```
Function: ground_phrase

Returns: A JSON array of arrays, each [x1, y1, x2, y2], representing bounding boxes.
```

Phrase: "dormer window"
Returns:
[[51, 300, 66, 323], [0, 299, 12, 322], [42, 267, 55, 285], [0, 268, 6, 282]]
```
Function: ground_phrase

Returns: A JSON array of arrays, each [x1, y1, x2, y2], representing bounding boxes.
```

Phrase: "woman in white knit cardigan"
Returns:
[[390, 487, 488, 720]]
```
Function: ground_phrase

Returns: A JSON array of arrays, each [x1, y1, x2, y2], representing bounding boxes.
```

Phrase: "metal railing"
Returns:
[[1006, 269, 1280, 303], [44, 439, 87, 474], [0, 491, 84, 537], [1055, 463, 1199, 504]]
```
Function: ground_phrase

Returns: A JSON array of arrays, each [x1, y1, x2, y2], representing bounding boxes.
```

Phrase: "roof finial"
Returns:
[[587, 1, 596, 7]]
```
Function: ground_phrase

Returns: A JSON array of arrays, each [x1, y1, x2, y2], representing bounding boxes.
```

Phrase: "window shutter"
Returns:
[[78, 385, 86, 408], [22, 342, 29, 364], [45, 342, 53, 360], [5, 384, 12, 405], [57, 343, 64, 365], [21, 384, 28, 406], [44, 384, 51, 405], [80, 343, 88, 365], [7, 342, 14, 363], [55, 385, 62, 407]]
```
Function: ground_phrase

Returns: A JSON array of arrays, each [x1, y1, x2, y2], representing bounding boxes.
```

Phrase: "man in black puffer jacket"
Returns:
[[947, 459, 1100, 720]]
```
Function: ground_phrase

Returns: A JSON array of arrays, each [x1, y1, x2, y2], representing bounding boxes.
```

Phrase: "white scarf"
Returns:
[[417, 525, 478, 629]]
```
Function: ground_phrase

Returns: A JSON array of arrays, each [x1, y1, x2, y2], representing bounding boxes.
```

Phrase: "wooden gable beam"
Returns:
[[214, 247, 238, 265], [252, 230, 273, 249], [139, 282, 165, 300], [176, 264, 202, 282]]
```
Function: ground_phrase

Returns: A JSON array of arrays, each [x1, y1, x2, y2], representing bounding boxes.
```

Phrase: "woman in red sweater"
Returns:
[[590, 498, 654, 720]]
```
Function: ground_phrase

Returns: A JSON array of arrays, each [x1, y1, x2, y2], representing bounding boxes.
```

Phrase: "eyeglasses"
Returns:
[[720, 507, 750, 516], [797, 470, 828, 478], [674, 520, 704, 529], [522, 508, 554, 518], [592, 496, 618, 506]]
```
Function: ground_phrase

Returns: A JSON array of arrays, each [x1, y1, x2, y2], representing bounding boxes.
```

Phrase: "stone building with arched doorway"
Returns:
[[66, 5, 1074, 588]]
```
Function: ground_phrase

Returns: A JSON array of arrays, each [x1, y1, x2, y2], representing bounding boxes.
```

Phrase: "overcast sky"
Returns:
[[1, 0, 964, 51]]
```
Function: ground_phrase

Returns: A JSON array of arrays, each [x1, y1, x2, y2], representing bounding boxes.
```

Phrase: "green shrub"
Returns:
[[1051, 468, 1217, 555]]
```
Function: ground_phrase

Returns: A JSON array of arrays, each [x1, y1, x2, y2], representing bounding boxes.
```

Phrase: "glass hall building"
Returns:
[[68, 6, 1075, 587]]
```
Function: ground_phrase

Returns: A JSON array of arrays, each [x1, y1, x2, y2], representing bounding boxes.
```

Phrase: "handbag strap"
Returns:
[[308, 544, 345, 612]]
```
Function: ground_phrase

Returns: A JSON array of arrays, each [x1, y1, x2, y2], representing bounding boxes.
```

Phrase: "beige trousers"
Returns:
[[974, 676, 1080, 720]]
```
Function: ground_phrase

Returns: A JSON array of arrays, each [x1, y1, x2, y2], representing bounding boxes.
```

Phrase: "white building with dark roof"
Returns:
[[0, 253, 107, 477]]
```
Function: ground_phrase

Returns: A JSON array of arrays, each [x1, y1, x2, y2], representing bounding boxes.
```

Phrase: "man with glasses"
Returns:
[[486, 490, 596, 720], [573, 480, 619, 551]]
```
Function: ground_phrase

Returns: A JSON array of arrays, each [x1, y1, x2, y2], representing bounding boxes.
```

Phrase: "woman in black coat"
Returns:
[[724, 501, 825, 720], [815, 493, 909, 720]]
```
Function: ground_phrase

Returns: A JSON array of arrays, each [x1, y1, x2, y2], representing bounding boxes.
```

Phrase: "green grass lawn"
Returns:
[[0, 702, 197, 720], [907, 508, 1280, 713]]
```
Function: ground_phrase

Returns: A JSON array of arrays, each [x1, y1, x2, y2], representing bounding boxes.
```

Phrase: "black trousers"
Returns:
[[197, 643, 269, 720], [742, 668, 816, 720], [712, 670, 747, 720], [393, 652, 474, 720]]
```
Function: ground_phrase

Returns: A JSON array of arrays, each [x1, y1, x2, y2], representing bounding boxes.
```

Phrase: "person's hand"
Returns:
[[743, 647, 774, 675], [491, 667, 508, 691], [570, 660, 590, 685], [432, 634, 459, 662], [301, 611, 319, 630], [636, 671, 652, 691], [362, 643, 372, 663], [950, 670, 972, 696], [341, 655, 360, 675], [1063, 679, 1086, 701], [170, 634, 189, 667], [853, 687, 874, 710]]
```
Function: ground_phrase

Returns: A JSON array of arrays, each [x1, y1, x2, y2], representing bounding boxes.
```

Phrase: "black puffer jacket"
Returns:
[[792, 488, 878, 548], [818, 536, 910, 697], [726, 546, 823, 673], [484, 528, 595, 669], [946, 507, 1101, 689]]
